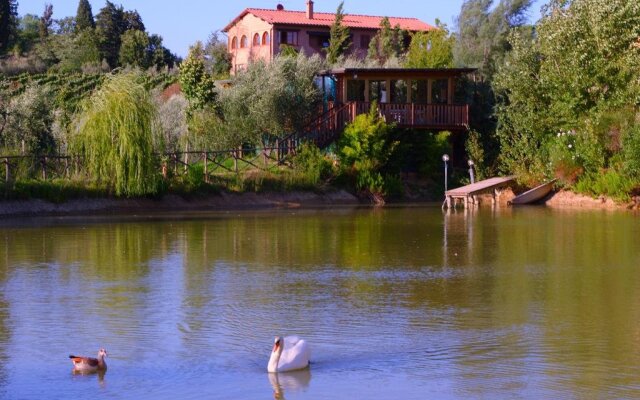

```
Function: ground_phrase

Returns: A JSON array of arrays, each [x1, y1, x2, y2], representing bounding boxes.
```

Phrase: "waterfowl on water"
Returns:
[[267, 336, 310, 373], [69, 348, 107, 373]]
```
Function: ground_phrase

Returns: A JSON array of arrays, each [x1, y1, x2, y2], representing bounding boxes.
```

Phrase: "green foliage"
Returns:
[[218, 53, 324, 146], [0, 0, 18, 55], [622, 121, 640, 179], [179, 42, 217, 113], [338, 104, 398, 195], [454, 0, 533, 79], [367, 17, 407, 64], [75, 0, 96, 32], [278, 44, 299, 58], [3, 83, 56, 155], [464, 129, 487, 180], [494, 0, 640, 192], [71, 72, 161, 196], [53, 29, 101, 72], [95, 1, 125, 68], [204, 31, 231, 79], [291, 143, 334, 186], [405, 22, 454, 68], [119, 29, 150, 68], [574, 169, 635, 201], [325, 1, 351, 65]]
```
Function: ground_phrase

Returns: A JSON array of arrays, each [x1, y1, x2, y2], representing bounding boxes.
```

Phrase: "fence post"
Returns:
[[64, 157, 69, 178], [203, 152, 208, 183], [4, 158, 9, 183], [41, 156, 47, 180], [173, 153, 178, 175], [234, 150, 238, 174]]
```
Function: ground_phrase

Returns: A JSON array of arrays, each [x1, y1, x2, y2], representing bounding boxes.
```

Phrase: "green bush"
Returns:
[[291, 143, 334, 186], [337, 103, 398, 197], [574, 169, 636, 201], [623, 123, 640, 179]]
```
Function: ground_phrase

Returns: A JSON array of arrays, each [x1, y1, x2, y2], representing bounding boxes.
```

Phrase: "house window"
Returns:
[[240, 35, 248, 48], [262, 32, 270, 45], [360, 34, 371, 49], [231, 37, 237, 49], [279, 31, 298, 45], [253, 33, 260, 46]]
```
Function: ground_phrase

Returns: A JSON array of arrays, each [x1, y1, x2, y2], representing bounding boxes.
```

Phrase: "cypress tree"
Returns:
[[96, 1, 125, 68], [325, 1, 351, 65], [0, 0, 18, 55], [75, 0, 95, 32]]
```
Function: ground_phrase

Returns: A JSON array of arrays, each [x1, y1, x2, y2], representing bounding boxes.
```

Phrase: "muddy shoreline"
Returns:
[[0, 190, 360, 217], [0, 188, 637, 218]]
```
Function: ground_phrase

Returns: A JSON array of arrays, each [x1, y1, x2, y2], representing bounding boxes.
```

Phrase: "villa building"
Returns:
[[223, 1, 435, 73]]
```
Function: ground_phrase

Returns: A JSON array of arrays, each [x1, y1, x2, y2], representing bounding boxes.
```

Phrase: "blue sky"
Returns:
[[17, 0, 547, 57]]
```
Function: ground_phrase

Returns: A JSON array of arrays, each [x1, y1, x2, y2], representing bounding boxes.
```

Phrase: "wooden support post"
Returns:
[[4, 157, 9, 183], [406, 79, 413, 103], [446, 196, 452, 209], [364, 79, 370, 103], [448, 77, 454, 105], [385, 79, 391, 103], [64, 157, 69, 178]]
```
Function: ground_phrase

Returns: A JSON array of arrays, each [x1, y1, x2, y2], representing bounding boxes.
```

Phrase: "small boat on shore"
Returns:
[[509, 179, 557, 205]]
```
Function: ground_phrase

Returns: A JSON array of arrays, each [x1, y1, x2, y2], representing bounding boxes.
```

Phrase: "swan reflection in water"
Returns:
[[268, 369, 312, 400]]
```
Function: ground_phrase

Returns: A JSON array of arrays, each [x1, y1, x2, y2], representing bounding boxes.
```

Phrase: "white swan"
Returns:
[[267, 336, 310, 372]]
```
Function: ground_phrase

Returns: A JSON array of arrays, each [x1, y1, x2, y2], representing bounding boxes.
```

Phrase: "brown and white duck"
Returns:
[[69, 348, 107, 373]]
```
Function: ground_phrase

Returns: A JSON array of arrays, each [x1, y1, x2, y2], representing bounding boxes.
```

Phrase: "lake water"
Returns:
[[0, 206, 639, 399]]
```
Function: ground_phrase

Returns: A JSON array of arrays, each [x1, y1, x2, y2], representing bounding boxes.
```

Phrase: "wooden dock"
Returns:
[[444, 176, 514, 208]]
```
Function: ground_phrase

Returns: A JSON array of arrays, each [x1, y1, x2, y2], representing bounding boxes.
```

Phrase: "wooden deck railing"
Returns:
[[353, 102, 469, 128]]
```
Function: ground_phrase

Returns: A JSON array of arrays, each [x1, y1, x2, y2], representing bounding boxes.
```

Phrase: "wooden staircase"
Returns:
[[277, 102, 353, 161]]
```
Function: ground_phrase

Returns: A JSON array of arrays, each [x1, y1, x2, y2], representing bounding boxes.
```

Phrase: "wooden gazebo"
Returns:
[[317, 67, 476, 131]]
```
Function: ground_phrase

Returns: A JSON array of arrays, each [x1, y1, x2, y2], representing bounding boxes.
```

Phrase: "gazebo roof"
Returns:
[[318, 68, 477, 78]]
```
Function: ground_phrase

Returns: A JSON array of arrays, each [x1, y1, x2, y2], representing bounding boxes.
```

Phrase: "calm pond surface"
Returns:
[[0, 206, 639, 399]]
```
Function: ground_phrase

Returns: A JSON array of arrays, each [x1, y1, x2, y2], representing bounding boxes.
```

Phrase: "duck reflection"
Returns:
[[71, 369, 106, 387], [268, 369, 311, 400]]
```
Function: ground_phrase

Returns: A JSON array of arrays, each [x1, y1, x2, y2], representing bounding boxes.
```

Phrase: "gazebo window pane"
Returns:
[[391, 80, 407, 103], [411, 80, 428, 104], [347, 80, 365, 102], [432, 79, 448, 104]]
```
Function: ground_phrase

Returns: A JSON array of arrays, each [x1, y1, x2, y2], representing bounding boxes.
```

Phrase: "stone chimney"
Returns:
[[306, 0, 314, 19]]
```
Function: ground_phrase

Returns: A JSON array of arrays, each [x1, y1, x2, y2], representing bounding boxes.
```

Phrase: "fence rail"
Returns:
[[1, 146, 297, 185]]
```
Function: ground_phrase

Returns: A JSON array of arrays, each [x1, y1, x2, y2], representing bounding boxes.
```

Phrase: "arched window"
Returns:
[[262, 32, 270, 45], [231, 37, 237, 49], [253, 33, 260, 46], [240, 35, 248, 48]]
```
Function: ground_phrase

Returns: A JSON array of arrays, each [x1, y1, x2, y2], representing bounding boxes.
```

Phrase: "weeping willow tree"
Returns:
[[72, 72, 161, 196]]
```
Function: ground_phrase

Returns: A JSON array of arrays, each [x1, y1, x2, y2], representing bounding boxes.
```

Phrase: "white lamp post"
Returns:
[[442, 154, 449, 193]]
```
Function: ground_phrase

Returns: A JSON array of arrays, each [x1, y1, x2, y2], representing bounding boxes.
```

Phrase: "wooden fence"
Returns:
[[1, 145, 299, 185]]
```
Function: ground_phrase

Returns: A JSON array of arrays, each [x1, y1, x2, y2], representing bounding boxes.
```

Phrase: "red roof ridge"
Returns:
[[245, 7, 431, 23]]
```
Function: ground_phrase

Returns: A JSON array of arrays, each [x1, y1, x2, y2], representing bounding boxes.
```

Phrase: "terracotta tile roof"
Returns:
[[223, 8, 435, 32]]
